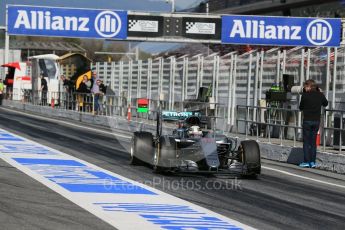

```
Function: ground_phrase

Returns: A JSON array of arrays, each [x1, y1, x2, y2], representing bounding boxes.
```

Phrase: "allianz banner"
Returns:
[[7, 5, 127, 39], [221, 15, 341, 47]]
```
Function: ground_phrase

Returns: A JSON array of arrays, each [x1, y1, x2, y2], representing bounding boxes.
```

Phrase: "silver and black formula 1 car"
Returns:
[[130, 112, 261, 176]]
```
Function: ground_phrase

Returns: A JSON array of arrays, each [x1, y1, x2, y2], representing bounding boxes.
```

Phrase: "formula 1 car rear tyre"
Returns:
[[130, 132, 153, 166], [153, 136, 176, 173], [239, 140, 261, 175]]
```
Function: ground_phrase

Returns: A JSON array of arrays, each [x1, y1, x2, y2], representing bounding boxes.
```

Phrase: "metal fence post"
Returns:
[[212, 55, 217, 103], [110, 62, 115, 91], [92, 94, 95, 115], [297, 49, 305, 138], [246, 53, 253, 132], [258, 50, 264, 101], [253, 52, 260, 124], [323, 108, 326, 152], [169, 56, 176, 110], [200, 56, 204, 88], [185, 57, 189, 101], [280, 110, 283, 146], [322, 47, 332, 146], [268, 107, 271, 144], [103, 62, 108, 86], [294, 110, 297, 147], [332, 47, 338, 110], [4, 6, 9, 73], [181, 57, 186, 102], [282, 49, 287, 76], [158, 57, 163, 100], [119, 61, 123, 96], [231, 54, 238, 127], [276, 49, 281, 84], [215, 55, 220, 104], [128, 60, 133, 107], [340, 111, 343, 155], [306, 48, 311, 80], [227, 54, 234, 125], [137, 60, 143, 98], [245, 105, 249, 140], [148, 58, 152, 113], [196, 55, 201, 91]]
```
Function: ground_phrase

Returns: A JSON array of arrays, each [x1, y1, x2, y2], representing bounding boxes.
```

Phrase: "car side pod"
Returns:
[[238, 140, 261, 176], [130, 132, 154, 166]]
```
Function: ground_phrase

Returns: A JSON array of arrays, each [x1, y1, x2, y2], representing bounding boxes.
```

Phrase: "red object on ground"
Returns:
[[51, 98, 55, 109], [316, 130, 321, 146], [1, 62, 21, 70], [127, 106, 131, 121]]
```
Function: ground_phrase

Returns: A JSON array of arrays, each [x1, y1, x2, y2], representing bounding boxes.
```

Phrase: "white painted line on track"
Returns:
[[0, 128, 255, 230], [0, 107, 131, 140], [262, 166, 345, 189]]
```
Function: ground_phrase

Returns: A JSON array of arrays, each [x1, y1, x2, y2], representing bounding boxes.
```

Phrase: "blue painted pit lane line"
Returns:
[[0, 133, 24, 141], [13, 157, 156, 195], [0, 143, 59, 155], [14, 158, 86, 166]]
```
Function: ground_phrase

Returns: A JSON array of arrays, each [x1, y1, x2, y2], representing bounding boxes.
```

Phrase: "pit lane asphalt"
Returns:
[[0, 107, 345, 230]]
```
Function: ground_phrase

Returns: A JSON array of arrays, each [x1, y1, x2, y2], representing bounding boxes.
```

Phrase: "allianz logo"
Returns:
[[13, 10, 122, 37], [229, 19, 333, 45]]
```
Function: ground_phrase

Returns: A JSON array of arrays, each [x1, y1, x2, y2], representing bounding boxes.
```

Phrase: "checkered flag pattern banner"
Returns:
[[186, 22, 195, 31], [128, 20, 138, 29]]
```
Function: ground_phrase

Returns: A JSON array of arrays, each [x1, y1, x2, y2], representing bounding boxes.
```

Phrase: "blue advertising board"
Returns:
[[222, 15, 341, 47], [7, 5, 127, 39]]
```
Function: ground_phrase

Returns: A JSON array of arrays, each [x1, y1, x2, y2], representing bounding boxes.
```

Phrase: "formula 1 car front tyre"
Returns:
[[130, 132, 153, 166], [239, 140, 261, 176]]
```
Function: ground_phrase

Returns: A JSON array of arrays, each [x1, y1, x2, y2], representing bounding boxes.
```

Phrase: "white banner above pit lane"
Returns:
[[0, 128, 255, 230]]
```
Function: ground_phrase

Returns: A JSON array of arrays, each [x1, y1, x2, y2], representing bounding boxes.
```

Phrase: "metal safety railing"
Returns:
[[4, 89, 229, 131], [5, 87, 345, 154], [323, 109, 345, 155], [91, 47, 345, 136], [236, 105, 345, 154], [236, 105, 301, 147], [6, 89, 96, 114]]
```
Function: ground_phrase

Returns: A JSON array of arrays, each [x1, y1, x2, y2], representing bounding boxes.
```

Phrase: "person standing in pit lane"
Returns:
[[299, 79, 328, 168], [40, 74, 48, 106]]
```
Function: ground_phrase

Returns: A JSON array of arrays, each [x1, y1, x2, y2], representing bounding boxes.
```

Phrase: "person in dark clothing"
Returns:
[[76, 75, 90, 111], [40, 75, 48, 106], [299, 79, 328, 168], [77, 81, 88, 93], [99, 81, 107, 94], [61, 75, 74, 94], [60, 75, 75, 109]]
